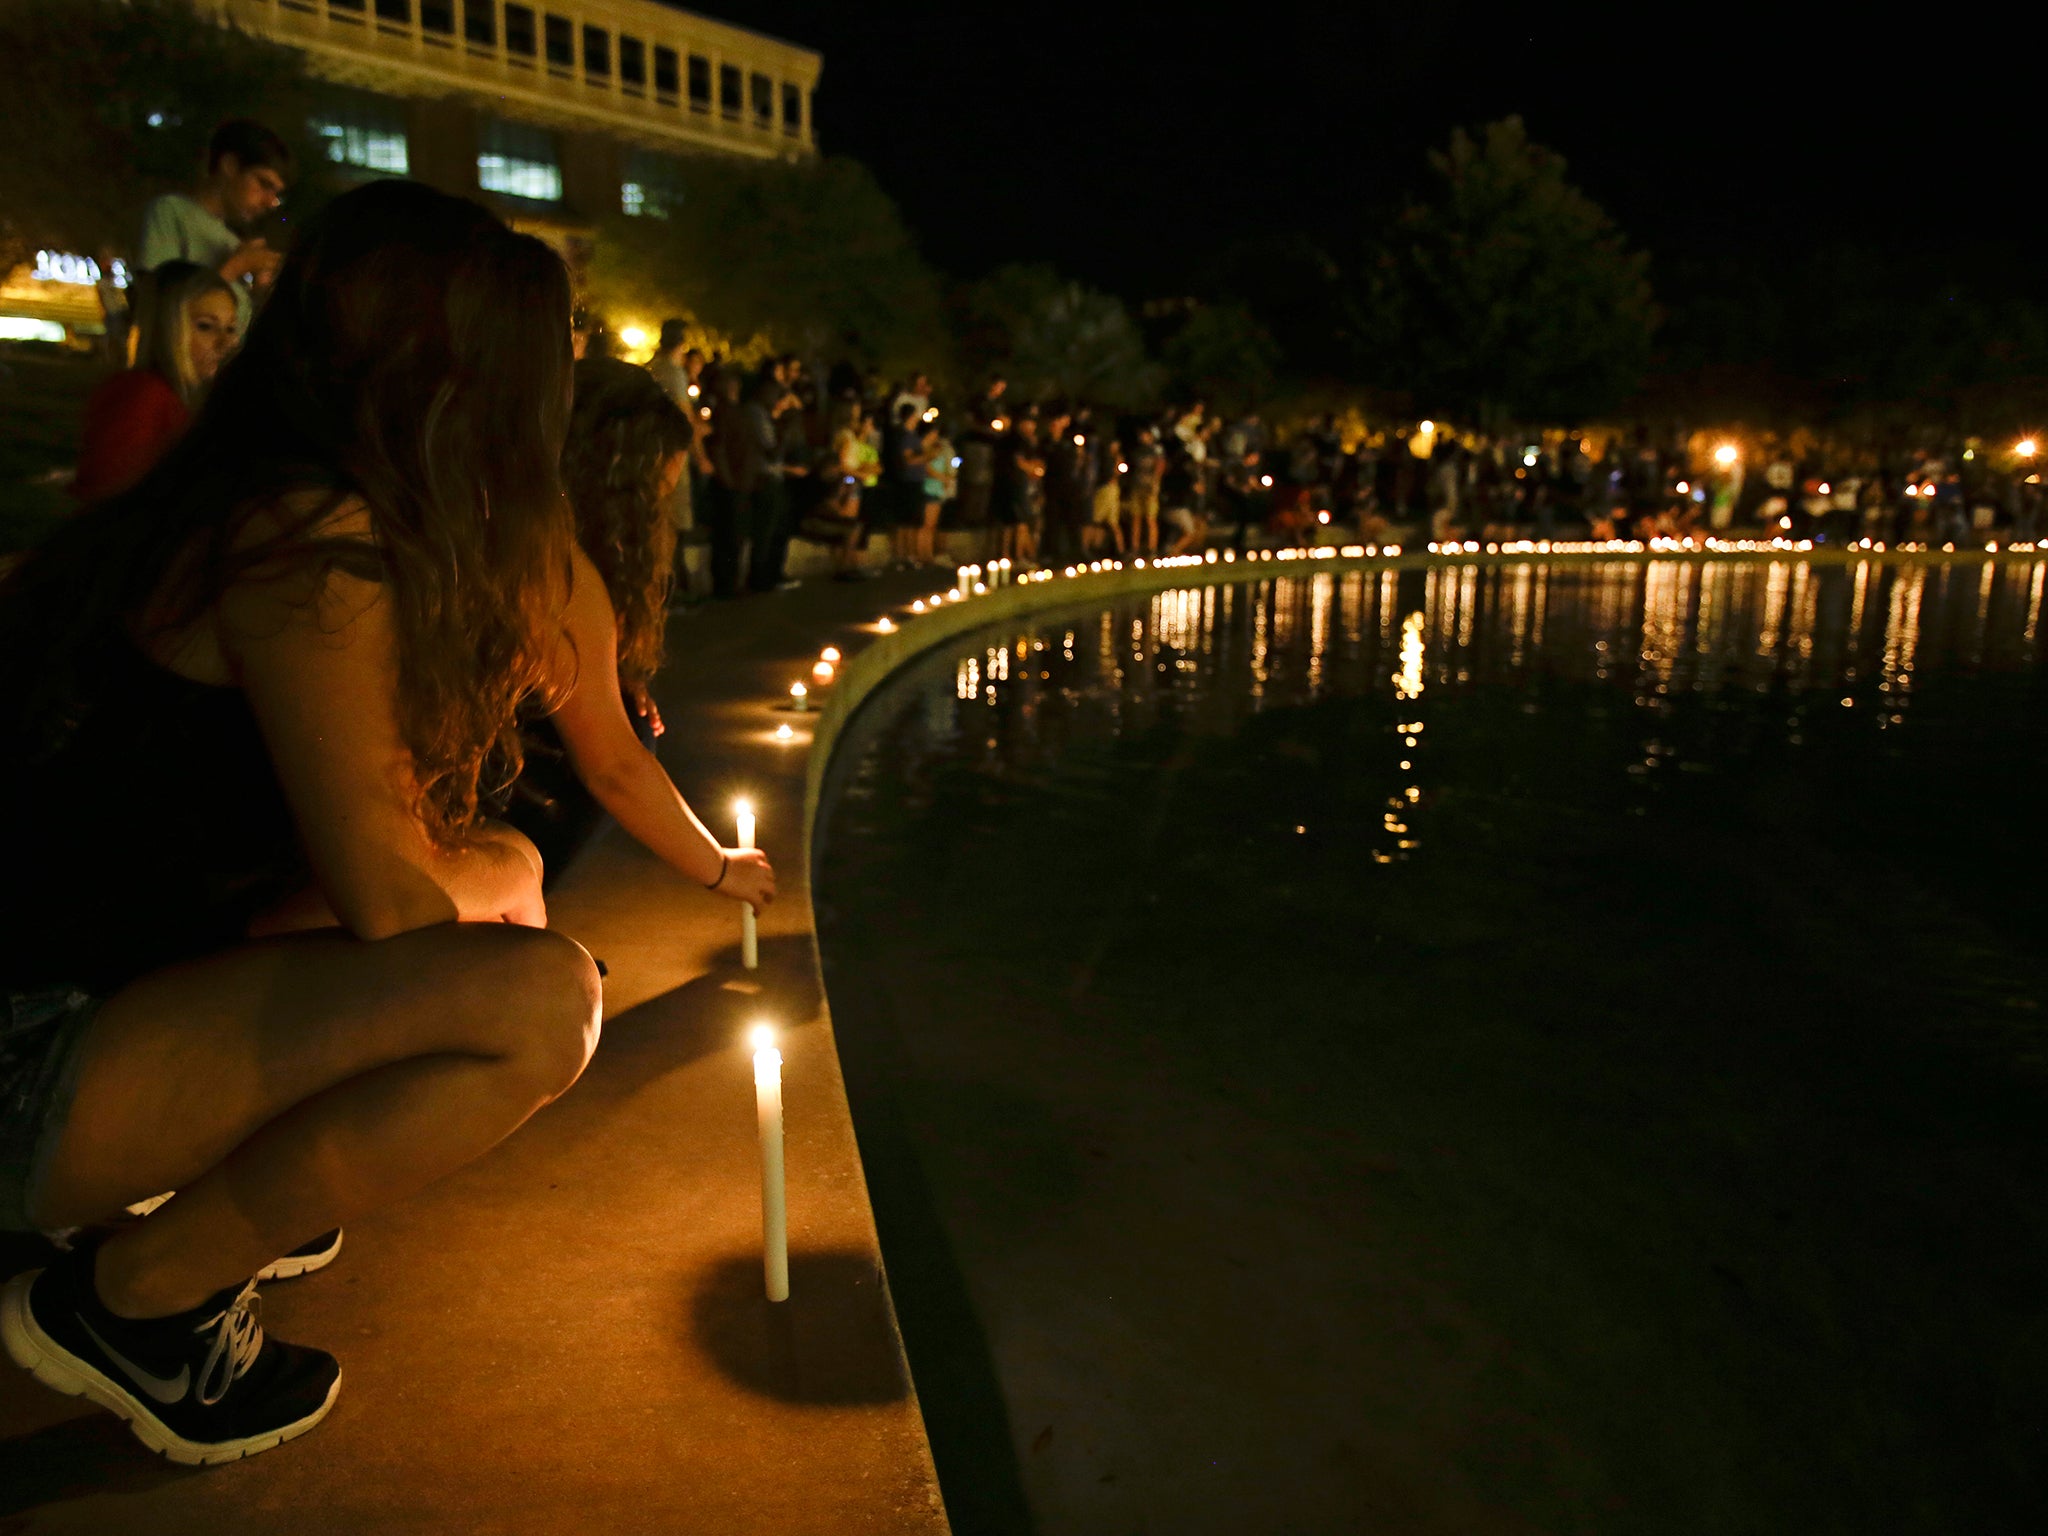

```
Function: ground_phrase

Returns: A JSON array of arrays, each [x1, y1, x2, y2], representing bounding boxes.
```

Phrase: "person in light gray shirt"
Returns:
[[138, 119, 293, 336]]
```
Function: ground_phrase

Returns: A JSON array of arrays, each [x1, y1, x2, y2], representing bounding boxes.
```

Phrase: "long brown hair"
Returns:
[[1, 180, 575, 840], [561, 356, 693, 689]]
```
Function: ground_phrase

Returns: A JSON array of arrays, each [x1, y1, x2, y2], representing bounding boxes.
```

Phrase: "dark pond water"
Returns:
[[814, 558, 2048, 1536]]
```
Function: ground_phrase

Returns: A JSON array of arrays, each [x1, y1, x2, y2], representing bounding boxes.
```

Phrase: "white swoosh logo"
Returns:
[[78, 1315, 190, 1405]]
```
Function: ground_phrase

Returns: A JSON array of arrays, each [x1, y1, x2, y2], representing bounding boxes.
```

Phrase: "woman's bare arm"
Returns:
[[548, 545, 775, 911], [222, 550, 546, 939]]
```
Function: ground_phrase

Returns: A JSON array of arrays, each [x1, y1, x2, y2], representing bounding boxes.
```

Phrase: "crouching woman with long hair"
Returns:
[[0, 181, 598, 1464], [507, 356, 774, 912]]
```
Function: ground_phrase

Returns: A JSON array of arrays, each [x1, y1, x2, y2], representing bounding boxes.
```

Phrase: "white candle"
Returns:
[[735, 800, 758, 970], [751, 1024, 789, 1302]]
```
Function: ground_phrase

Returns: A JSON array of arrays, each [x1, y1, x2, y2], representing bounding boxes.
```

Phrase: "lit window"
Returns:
[[620, 149, 682, 219], [477, 117, 561, 201], [310, 100, 410, 175]]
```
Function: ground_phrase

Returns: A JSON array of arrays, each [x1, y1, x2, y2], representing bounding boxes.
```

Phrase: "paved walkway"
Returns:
[[0, 561, 958, 1535]]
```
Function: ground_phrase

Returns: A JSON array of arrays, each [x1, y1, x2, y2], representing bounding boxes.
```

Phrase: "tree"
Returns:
[[959, 264, 1160, 407], [586, 155, 948, 379], [0, 0, 316, 272], [1161, 303, 1281, 414], [1362, 117, 1656, 428]]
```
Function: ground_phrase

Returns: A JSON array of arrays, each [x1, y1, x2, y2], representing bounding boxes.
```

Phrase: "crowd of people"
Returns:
[[615, 340, 2048, 596]]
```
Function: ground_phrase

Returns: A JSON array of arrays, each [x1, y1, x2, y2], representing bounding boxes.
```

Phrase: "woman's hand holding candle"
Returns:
[[711, 846, 776, 912]]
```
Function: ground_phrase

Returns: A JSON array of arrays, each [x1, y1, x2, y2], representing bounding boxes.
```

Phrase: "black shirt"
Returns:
[[0, 632, 306, 993]]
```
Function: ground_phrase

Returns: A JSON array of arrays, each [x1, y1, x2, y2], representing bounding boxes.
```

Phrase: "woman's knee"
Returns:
[[484, 927, 603, 1101], [446, 925, 598, 1105]]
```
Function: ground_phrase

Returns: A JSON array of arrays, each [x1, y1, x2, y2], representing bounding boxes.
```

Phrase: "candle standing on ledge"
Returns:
[[751, 1023, 789, 1302], [735, 799, 758, 970]]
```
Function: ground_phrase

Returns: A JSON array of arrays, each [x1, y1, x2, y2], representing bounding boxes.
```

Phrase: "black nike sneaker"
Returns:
[[1, 1243, 341, 1465], [257, 1228, 344, 1282]]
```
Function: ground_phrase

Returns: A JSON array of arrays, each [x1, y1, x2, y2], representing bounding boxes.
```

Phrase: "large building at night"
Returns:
[[1, 0, 821, 341]]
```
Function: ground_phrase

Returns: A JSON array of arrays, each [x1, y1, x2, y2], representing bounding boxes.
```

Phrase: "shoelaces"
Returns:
[[192, 1282, 264, 1406]]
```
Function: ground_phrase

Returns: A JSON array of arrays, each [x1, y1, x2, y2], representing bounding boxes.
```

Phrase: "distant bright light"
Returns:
[[1675, 480, 1690, 494], [32, 250, 108, 287], [774, 723, 795, 741], [1713, 443, 1738, 466], [1260, 475, 1274, 488], [1419, 419, 1435, 434], [619, 326, 648, 351], [1818, 482, 1830, 495], [1317, 510, 1331, 523], [2019, 438, 2038, 459], [1523, 452, 1538, 467], [922, 407, 939, 422], [0, 317, 66, 343]]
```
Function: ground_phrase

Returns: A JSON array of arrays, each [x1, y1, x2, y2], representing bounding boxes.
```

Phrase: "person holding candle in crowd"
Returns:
[[71, 262, 240, 505], [502, 355, 778, 915], [995, 408, 1044, 568], [0, 181, 604, 1464]]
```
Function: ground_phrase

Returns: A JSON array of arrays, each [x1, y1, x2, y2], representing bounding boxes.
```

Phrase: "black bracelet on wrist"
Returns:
[[708, 852, 729, 891]]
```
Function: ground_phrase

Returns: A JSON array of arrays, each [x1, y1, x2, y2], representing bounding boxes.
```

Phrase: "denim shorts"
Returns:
[[0, 987, 101, 1231]]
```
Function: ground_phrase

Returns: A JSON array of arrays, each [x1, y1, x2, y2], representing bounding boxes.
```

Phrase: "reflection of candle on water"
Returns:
[[735, 799, 758, 970], [751, 1023, 788, 1302]]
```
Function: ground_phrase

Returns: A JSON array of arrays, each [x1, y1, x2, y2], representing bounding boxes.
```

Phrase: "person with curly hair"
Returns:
[[503, 356, 778, 914], [0, 181, 600, 1463]]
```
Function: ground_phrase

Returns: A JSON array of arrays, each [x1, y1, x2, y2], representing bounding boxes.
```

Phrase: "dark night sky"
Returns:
[[680, 1, 2047, 300]]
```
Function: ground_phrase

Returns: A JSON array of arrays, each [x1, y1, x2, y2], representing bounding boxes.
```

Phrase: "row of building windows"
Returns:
[[289, 0, 806, 135], [309, 100, 685, 218]]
